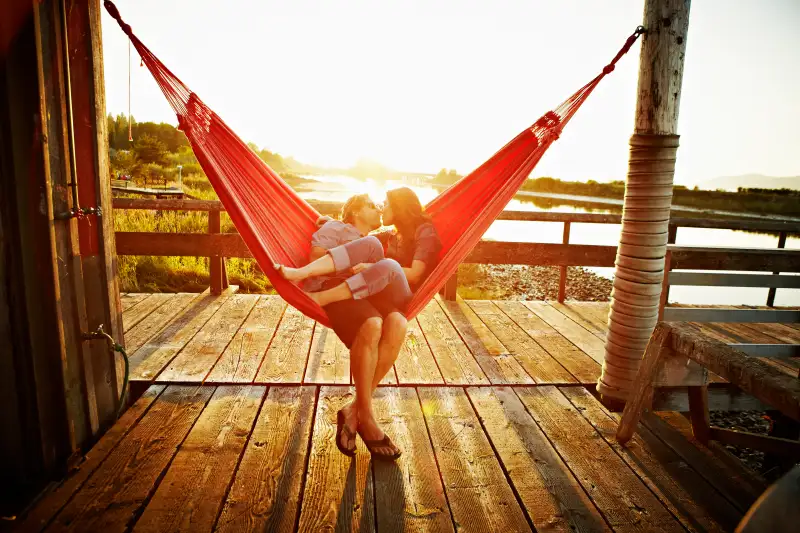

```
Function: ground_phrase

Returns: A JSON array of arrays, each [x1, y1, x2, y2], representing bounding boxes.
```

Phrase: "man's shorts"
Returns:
[[322, 279, 401, 348]]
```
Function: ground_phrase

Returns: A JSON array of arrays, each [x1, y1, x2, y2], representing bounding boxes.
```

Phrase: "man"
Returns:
[[309, 194, 406, 460]]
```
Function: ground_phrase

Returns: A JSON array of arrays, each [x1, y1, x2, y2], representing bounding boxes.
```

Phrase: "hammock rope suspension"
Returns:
[[103, 0, 642, 327]]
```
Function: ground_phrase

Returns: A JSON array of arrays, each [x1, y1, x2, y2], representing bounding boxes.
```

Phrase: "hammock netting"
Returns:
[[104, 1, 642, 327]]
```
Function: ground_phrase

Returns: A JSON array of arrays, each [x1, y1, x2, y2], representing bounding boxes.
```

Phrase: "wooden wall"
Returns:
[[0, 0, 121, 516]]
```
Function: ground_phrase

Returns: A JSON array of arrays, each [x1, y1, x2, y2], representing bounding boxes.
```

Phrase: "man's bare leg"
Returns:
[[357, 311, 407, 457], [340, 317, 382, 453], [275, 254, 335, 282]]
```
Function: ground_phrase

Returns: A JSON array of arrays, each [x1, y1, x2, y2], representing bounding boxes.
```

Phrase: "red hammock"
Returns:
[[104, 1, 642, 327]]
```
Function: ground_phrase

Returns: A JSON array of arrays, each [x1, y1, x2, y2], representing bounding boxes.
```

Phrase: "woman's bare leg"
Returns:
[[372, 312, 407, 392], [347, 317, 383, 451], [356, 312, 406, 457], [276, 235, 385, 283]]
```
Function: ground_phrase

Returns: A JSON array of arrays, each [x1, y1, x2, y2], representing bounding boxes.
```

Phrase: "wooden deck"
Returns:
[[18, 291, 796, 532]]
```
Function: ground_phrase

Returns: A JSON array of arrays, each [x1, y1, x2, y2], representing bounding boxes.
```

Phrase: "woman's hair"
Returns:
[[340, 194, 372, 225], [386, 187, 430, 240]]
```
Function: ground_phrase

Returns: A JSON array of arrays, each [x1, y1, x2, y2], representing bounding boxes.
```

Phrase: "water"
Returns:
[[298, 175, 800, 306]]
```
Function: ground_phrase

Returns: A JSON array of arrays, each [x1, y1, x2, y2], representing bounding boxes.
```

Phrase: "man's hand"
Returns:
[[352, 262, 373, 274]]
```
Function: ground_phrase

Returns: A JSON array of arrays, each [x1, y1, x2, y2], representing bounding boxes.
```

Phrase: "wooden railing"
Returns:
[[112, 198, 800, 306]]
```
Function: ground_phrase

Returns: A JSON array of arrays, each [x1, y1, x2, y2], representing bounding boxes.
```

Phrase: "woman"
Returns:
[[276, 188, 442, 461], [277, 187, 442, 310]]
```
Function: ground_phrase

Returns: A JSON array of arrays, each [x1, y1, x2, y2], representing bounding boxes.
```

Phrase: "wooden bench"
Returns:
[[616, 322, 800, 460]]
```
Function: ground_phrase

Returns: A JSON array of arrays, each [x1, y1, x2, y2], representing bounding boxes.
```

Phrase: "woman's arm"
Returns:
[[403, 260, 428, 285]]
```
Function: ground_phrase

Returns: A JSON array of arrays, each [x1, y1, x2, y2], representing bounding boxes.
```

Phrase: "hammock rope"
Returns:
[[103, 0, 642, 327]]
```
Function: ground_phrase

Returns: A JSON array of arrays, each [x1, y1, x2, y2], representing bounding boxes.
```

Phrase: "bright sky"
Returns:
[[101, 0, 800, 186]]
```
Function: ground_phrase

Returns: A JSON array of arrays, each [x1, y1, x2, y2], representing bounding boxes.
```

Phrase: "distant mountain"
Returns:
[[702, 174, 800, 191]]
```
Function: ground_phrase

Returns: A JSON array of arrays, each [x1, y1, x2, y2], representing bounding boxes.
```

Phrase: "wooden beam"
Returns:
[[709, 427, 800, 459], [557, 221, 570, 302], [668, 271, 800, 288], [669, 246, 800, 272], [727, 344, 800, 359], [663, 308, 800, 323], [665, 322, 800, 421]]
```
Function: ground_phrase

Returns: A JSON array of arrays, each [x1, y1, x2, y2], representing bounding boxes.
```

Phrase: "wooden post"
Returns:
[[766, 231, 787, 307], [598, 0, 691, 404], [557, 221, 571, 302], [209, 209, 223, 294], [440, 271, 458, 301]]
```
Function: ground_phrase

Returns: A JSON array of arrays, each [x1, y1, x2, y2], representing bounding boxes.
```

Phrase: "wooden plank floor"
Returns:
[[122, 293, 612, 388], [18, 294, 784, 532]]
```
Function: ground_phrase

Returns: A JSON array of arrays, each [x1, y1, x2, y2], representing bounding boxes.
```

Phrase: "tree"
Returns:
[[133, 134, 168, 165]]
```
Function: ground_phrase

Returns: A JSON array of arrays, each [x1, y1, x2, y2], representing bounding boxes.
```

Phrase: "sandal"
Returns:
[[336, 409, 357, 457], [357, 428, 402, 462]]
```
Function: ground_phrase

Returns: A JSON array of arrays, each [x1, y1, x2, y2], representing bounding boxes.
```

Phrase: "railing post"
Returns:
[[557, 221, 571, 302], [441, 271, 458, 300], [767, 231, 787, 307], [209, 209, 225, 295], [659, 223, 677, 314]]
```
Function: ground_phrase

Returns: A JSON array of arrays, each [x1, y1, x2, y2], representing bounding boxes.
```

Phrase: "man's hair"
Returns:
[[341, 194, 372, 225]]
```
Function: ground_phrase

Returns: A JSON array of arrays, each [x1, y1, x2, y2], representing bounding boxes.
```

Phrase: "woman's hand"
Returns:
[[352, 262, 373, 274]]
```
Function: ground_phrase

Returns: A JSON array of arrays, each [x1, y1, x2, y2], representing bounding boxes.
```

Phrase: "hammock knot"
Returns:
[[104, 1, 133, 36], [603, 64, 615, 75]]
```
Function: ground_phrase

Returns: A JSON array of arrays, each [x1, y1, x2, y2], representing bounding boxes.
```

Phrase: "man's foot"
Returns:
[[336, 401, 358, 456], [274, 263, 306, 282], [357, 414, 401, 461]]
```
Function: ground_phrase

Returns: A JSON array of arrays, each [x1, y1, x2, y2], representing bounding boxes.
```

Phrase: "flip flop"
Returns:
[[357, 428, 402, 462], [336, 409, 357, 457]]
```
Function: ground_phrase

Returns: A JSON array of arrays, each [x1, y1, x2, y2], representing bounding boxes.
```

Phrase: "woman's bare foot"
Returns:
[[357, 413, 401, 459], [274, 263, 306, 282]]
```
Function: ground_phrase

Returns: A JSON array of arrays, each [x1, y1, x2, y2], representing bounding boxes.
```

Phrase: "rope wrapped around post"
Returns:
[[597, 134, 679, 401]]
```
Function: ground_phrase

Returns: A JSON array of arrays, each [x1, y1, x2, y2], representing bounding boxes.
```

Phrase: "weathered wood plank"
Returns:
[[418, 387, 532, 532], [468, 387, 610, 532], [158, 294, 259, 382], [641, 411, 765, 514], [46, 385, 214, 533], [122, 293, 173, 333], [746, 322, 800, 344], [216, 386, 316, 533], [664, 307, 800, 323], [372, 387, 454, 532], [124, 293, 200, 355], [394, 318, 446, 385], [120, 293, 149, 312], [19, 385, 166, 533], [133, 386, 265, 532], [523, 301, 606, 364], [206, 296, 287, 383], [436, 298, 533, 384], [297, 386, 375, 532], [254, 306, 315, 384], [304, 325, 351, 384], [468, 301, 575, 384], [128, 288, 236, 381], [496, 301, 601, 384], [515, 386, 685, 533], [562, 387, 740, 533], [412, 301, 490, 384], [550, 302, 609, 340]]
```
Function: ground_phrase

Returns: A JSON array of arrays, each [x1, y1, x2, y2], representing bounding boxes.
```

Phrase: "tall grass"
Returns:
[[114, 171, 273, 293]]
